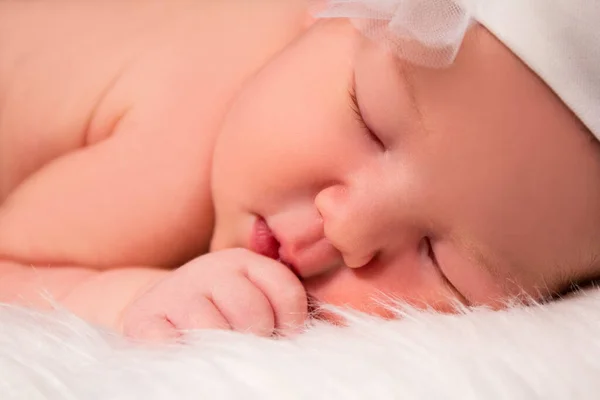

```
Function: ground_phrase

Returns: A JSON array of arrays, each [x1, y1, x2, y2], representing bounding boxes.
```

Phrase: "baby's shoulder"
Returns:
[[0, 0, 309, 200], [0, 0, 178, 198]]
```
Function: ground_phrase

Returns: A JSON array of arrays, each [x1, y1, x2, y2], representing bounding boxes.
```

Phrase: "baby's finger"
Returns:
[[169, 295, 231, 333], [211, 274, 275, 336], [241, 256, 309, 336], [122, 310, 181, 342]]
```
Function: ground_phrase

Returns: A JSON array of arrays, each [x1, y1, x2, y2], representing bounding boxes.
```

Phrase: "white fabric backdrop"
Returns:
[[1, 289, 599, 399]]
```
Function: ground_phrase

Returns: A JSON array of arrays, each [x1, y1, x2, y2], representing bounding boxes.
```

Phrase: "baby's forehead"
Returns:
[[315, 0, 600, 144]]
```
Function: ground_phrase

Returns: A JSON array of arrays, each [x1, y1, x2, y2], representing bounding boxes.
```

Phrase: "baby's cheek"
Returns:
[[435, 242, 508, 306], [303, 260, 460, 317]]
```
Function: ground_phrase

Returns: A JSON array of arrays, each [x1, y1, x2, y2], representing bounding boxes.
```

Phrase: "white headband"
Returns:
[[315, 0, 600, 139]]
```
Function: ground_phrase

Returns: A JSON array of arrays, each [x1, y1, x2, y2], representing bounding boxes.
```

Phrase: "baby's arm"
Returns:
[[0, 259, 168, 329], [0, 250, 308, 338], [0, 100, 214, 327], [0, 102, 215, 268]]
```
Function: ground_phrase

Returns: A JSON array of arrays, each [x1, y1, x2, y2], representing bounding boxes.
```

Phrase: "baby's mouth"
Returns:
[[250, 217, 327, 319], [250, 217, 297, 274], [250, 217, 280, 259]]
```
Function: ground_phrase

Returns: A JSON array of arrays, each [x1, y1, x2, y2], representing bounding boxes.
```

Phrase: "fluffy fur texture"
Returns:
[[1, 289, 600, 400]]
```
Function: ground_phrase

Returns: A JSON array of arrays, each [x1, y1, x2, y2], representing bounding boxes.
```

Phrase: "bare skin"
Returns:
[[0, 0, 311, 333], [1, 0, 600, 341]]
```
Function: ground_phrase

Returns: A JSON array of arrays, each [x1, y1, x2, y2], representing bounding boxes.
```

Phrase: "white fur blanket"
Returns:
[[1, 289, 600, 400]]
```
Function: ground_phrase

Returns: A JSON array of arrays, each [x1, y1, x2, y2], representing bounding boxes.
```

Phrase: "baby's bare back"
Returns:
[[0, 0, 308, 268]]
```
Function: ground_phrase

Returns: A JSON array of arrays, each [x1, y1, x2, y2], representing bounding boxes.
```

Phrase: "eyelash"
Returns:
[[348, 85, 386, 150], [424, 237, 437, 263]]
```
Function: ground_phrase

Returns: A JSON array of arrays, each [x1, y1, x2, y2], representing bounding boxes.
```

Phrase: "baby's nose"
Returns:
[[315, 182, 407, 268]]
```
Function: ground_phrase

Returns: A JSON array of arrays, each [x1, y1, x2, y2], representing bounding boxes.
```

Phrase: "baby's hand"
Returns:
[[121, 249, 308, 342]]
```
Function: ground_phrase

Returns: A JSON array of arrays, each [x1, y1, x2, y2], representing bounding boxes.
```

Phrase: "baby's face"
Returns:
[[210, 19, 600, 316]]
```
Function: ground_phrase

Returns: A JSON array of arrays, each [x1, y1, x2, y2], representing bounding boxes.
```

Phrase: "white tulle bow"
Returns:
[[314, 0, 478, 67]]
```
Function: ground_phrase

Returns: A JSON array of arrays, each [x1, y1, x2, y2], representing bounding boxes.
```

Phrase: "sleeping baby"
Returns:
[[0, 0, 599, 341]]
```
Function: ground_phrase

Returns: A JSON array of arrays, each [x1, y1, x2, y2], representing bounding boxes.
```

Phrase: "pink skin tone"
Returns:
[[123, 249, 307, 340], [210, 19, 600, 319], [2, 1, 600, 341]]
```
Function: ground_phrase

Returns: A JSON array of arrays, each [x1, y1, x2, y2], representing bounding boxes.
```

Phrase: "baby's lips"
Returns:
[[250, 217, 280, 260]]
